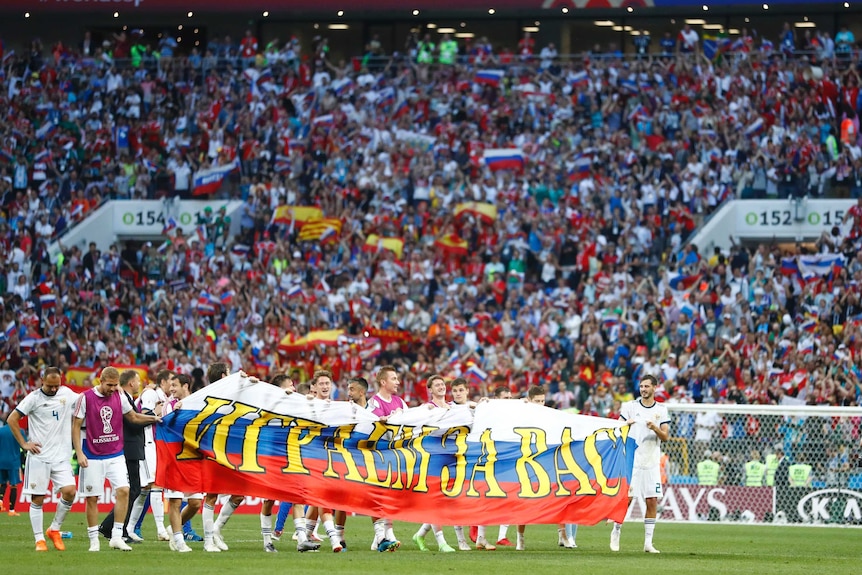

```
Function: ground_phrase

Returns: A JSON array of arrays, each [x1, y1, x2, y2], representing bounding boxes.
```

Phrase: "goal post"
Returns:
[[624, 402, 862, 526]]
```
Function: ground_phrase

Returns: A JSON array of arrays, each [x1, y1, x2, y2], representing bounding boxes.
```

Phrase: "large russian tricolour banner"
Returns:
[[156, 374, 635, 525]]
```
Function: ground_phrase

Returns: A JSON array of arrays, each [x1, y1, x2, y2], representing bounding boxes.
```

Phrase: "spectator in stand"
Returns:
[[835, 25, 855, 56], [633, 30, 651, 59], [0, 24, 858, 425], [678, 24, 699, 54]]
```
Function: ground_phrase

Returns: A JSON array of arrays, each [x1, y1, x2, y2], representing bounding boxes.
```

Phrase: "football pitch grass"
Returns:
[[0, 512, 857, 575]]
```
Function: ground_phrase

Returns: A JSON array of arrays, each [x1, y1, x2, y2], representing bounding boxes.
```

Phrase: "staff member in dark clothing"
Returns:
[[98, 370, 147, 542]]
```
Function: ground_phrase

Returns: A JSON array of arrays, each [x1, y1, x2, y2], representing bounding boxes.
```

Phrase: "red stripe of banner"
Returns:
[[156, 447, 628, 525]]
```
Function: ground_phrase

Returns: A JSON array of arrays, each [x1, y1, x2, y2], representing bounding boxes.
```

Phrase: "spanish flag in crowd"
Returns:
[[363, 234, 404, 259], [297, 218, 342, 243], [434, 233, 468, 256], [278, 329, 346, 354], [271, 206, 323, 226], [109, 364, 150, 386], [65, 366, 96, 387], [454, 202, 497, 224]]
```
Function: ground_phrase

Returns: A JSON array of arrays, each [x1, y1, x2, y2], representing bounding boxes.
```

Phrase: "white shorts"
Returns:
[[78, 456, 129, 496], [140, 441, 157, 485], [628, 466, 663, 500], [23, 457, 76, 496], [165, 489, 204, 500]]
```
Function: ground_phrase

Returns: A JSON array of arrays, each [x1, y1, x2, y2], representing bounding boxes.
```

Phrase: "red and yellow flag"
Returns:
[[297, 218, 342, 243], [278, 329, 345, 354], [272, 206, 323, 225], [363, 234, 404, 259], [434, 233, 468, 256], [454, 202, 497, 224], [65, 366, 96, 387]]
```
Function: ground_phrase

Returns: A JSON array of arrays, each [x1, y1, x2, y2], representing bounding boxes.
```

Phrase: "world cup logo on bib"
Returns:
[[100, 406, 114, 434]]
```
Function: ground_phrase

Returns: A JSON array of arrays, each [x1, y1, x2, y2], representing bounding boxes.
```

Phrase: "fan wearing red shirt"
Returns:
[[518, 32, 535, 60], [240, 29, 258, 59]]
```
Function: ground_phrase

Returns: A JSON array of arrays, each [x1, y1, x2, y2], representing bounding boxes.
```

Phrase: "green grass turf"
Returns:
[[0, 512, 858, 575]]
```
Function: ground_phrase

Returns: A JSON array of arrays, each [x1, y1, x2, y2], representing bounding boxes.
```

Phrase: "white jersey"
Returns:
[[14, 386, 80, 464], [619, 398, 670, 470], [137, 386, 168, 442], [73, 388, 133, 420]]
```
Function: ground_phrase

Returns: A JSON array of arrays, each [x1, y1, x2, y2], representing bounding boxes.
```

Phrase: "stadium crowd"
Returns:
[[1, 22, 862, 424]]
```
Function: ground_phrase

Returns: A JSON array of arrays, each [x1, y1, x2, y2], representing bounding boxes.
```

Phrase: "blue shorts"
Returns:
[[0, 467, 21, 485]]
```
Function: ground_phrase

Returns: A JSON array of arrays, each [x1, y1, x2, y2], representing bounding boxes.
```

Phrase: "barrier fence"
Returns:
[[623, 403, 862, 526]]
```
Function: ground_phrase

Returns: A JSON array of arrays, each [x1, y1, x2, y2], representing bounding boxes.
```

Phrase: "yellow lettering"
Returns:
[[394, 426, 436, 493], [177, 397, 232, 461], [584, 427, 622, 496], [323, 425, 365, 482], [554, 428, 597, 496], [237, 410, 294, 473], [513, 428, 552, 498], [360, 422, 399, 487], [208, 401, 259, 469], [466, 429, 506, 498], [440, 426, 469, 497], [282, 419, 323, 475]]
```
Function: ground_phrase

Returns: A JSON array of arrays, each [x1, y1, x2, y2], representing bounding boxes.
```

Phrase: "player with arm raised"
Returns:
[[6, 367, 78, 552], [203, 363, 246, 552], [302, 370, 345, 552], [162, 373, 203, 552], [127, 369, 173, 541], [412, 374, 457, 553], [259, 373, 320, 553], [610, 374, 670, 554], [367, 365, 406, 552]]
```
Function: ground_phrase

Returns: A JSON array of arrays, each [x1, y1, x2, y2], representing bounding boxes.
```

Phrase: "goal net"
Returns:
[[623, 403, 862, 526]]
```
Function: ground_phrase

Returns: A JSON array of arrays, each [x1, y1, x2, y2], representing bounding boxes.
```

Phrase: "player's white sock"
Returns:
[[516, 532, 525, 548], [294, 518, 308, 543], [261, 514, 273, 546], [373, 519, 387, 542], [613, 522, 622, 534], [127, 491, 149, 534], [172, 531, 184, 548], [151, 489, 167, 534], [454, 526, 466, 543], [215, 499, 240, 530], [434, 527, 447, 547], [203, 503, 215, 545], [477, 525, 486, 541], [49, 497, 73, 531], [312, 518, 321, 539], [88, 526, 100, 545], [416, 523, 431, 537], [644, 518, 656, 547], [384, 520, 396, 542], [30, 503, 44, 541], [323, 519, 339, 546], [336, 524, 345, 541], [111, 521, 124, 540], [498, 525, 509, 541], [566, 524, 578, 543]]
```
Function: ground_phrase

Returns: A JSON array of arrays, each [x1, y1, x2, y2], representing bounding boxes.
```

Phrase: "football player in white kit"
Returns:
[[610, 374, 670, 554], [127, 369, 173, 541], [6, 368, 78, 552]]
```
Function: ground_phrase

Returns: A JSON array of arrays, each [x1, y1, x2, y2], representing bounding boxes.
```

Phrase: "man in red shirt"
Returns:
[[240, 29, 258, 60]]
